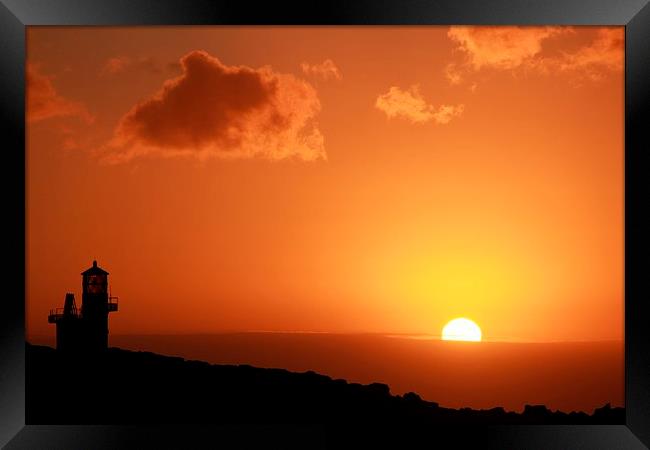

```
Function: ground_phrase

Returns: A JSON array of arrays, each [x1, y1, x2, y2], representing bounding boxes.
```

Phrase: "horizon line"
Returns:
[[28, 330, 625, 345]]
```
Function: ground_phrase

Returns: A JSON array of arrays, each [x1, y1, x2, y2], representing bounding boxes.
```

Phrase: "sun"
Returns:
[[441, 318, 482, 342]]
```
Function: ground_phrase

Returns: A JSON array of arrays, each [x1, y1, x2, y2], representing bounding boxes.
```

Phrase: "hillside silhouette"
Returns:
[[26, 343, 623, 424]]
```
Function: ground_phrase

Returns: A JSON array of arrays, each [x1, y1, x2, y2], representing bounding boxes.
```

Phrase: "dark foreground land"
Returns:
[[26, 343, 623, 424]]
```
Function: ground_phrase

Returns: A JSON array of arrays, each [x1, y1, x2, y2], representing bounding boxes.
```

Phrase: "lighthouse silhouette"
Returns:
[[48, 260, 118, 352]]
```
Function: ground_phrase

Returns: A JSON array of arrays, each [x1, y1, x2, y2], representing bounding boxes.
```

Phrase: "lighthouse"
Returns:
[[48, 260, 118, 352]]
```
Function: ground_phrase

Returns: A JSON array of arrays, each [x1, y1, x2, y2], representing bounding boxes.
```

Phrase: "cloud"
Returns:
[[301, 59, 342, 81], [431, 104, 466, 124], [447, 26, 568, 71], [106, 50, 325, 163], [103, 56, 131, 74], [375, 85, 464, 125], [445, 26, 623, 84], [444, 63, 463, 85], [553, 28, 624, 81], [27, 63, 92, 123]]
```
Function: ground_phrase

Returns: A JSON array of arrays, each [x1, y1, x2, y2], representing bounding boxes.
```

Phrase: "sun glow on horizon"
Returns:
[[442, 318, 482, 342]]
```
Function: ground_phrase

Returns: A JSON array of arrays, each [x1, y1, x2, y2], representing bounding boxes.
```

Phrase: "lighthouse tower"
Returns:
[[81, 260, 115, 351], [48, 260, 118, 352]]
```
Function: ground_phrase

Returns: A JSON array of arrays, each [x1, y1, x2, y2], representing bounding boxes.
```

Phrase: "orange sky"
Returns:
[[26, 26, 624, 343]]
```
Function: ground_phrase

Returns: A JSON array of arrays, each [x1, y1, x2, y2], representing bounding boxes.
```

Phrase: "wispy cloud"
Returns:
[[551, 28, 624, 81], [102, 56, 131, 74], [101, 55, 178, 76], [301, 59, 342, 81], [27, 63, 92, 123]]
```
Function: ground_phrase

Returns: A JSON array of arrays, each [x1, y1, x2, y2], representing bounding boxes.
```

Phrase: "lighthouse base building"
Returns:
[[48, 260, 118, 352]]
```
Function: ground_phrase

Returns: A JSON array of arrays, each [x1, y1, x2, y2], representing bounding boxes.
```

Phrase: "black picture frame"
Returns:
[[1, 0, 649, 448]]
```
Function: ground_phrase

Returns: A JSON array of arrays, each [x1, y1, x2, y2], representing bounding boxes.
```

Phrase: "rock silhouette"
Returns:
[[26, 343, 623, 424]]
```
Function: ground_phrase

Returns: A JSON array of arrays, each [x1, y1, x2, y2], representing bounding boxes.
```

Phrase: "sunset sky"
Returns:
[[26, 26, 624, 343]]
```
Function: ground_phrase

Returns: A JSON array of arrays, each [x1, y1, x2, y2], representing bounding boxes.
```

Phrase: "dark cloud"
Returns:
[[106, 50, 325, 163]]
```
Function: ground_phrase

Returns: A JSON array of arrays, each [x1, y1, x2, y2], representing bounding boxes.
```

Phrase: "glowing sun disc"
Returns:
[[442, 318, 482, 342]]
